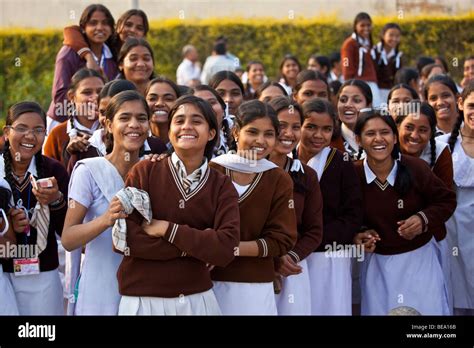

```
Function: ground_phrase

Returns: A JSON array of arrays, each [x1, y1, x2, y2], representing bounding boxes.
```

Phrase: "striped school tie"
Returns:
[[176, 162, 201, 194], [29, 202, 49, 254]]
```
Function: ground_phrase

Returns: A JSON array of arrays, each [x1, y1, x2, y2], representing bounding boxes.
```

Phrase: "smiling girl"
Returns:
[[372, 23, 403, 102], [439, 82, 474, 315], [2, 101, 69, 315], [353, 109, 456, 315], [387, 83, 419, 118], [117, 38, 155, 96], [279, 54, 302, 95], [47, 4, 118, 133], [63, 9, 149, 72], [332, 79, 373, 159], [244, 61, 266, 100], [44, 68, 105, 168], [62, 90, 150, 315], [341, 12, 380, 106], [210, 100, 297, 315], [145, 76, 182, 144], [297, 98, 363, 315], [268, 96, 323, 315], [424, 75, 460, 136], [117, 95, 240, 315]]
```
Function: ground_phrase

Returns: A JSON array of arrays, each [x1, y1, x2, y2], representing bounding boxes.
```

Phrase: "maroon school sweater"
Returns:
[[313, 148, 363, 252], [117, 157, 240, 298], [210, 163, 297, 283], [284, 158, 323, 262], [354, 155, 456, 255]]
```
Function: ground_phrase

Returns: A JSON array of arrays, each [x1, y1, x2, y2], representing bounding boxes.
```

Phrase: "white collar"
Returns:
[[211, 153, 277, 174], [306, 147, 331, 181], [67, 118, 99, 137], [171, 152, 208, 178], [363, 158, 398, 186], [351, 32, 370, 47], [341, 123, 360, 153], [0, 153, 38, 179]]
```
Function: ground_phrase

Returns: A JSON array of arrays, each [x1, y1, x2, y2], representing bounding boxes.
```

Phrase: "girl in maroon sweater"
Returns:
[[210, 100, 297, 315], [268, 96, 323, 315], [298, 98, 363, 315], [341, 12, 381, 106], [353, 109, 456, 315], [118, 95, 240, 315]]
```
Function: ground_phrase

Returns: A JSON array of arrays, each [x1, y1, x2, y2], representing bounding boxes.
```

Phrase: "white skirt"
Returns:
[[306, 251, 352, 315], [8, 268, 64, 315], [360, 237, 450, 315], [275, 259, 311, 315], [435, 238, 453, 315], [0, 264, 19, 315], [119, 289, 221, 315], [213, 281, 277, 315]]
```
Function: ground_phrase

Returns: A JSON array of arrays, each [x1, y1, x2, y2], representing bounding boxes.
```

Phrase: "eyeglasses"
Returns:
[[6, 126, 46, 136]]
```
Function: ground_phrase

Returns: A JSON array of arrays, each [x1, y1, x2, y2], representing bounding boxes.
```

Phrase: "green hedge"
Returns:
[[1, 15, 473, 124]]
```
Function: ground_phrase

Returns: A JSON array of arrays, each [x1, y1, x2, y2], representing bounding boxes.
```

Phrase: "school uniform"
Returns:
[[67, 157, 126, 315], [418, 139, 455, 314], [331, 124, 365, 161], [341, 34, 381, 106], [274, 158, 323, 315], [354, 155, 456, 315], [47, 45, 117, 133], [117, 153, 240, 315], [439, 134, 474, 312], [304, 147, 363, 315], [372, 42, 403, 102], [210, 154, 297, 315], [0, 154, 69, 315]]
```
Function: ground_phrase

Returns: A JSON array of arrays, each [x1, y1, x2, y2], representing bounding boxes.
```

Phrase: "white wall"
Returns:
[[0, 0, 471, 28]]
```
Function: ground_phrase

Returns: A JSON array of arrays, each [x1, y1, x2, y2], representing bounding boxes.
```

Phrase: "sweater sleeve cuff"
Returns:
[[416, 211, 429, 233], [164, 223, 179, 243], [287, 250, 300, 263], [256, 238, 269, 257], [77, 47, 92, 59]]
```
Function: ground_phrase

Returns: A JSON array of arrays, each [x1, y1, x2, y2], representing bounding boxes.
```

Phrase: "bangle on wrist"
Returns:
[[50, 191, 64, 207]]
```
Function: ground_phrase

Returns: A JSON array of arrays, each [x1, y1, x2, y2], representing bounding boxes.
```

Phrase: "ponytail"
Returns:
[[448, 113, 463, 152]]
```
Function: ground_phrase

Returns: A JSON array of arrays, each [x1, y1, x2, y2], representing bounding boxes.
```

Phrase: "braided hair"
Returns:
[[193, 84, 233, 152], [3, 102, 46, 202], [448, 81, 474, 152]]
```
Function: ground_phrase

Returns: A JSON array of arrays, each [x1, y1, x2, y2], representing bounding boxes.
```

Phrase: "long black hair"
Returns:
[[3, 102, 46, 202], [79, 4, 117, 58], [354, 108, 412, 196], [448, 81, 474, 151], [395, 101, 437, 168]]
